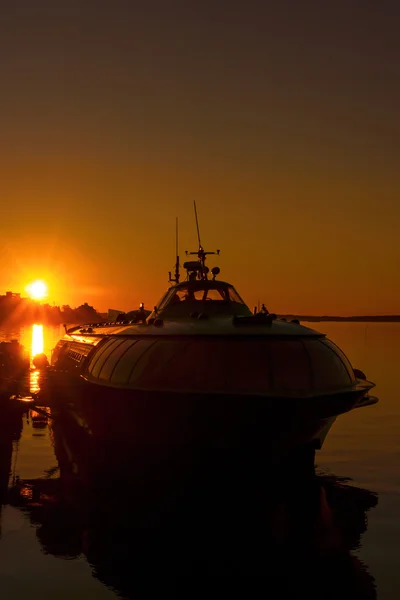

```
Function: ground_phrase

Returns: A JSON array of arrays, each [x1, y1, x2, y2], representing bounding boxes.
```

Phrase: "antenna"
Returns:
[[168, 217, 180, 284], [194, 200, 202, 249], [176, 216, 179, 258], [184, 202, 220, 280]]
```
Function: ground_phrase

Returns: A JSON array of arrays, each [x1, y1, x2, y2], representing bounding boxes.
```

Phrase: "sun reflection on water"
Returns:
[[32, 324, 44, 358], [30, 324, 44, 393], [30, 369, 41, 394]]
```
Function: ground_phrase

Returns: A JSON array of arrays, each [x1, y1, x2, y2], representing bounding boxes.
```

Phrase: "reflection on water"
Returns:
[[30, 325, 44, 393], [0, 405, 378, 597], [29, 368, 41, 394], [0, 323, 62, 365], [0, 324, 61, 395], [31, 324, 44, 359]]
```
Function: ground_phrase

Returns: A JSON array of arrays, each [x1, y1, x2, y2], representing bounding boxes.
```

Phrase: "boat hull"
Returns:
[[43, 373, 370, 467]]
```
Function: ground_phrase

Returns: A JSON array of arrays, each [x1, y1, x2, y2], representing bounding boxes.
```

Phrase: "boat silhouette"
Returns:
[[42, 205, 378, 468]]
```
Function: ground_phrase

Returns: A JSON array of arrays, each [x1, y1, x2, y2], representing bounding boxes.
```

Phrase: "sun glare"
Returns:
[[26, 280, 48, 300]]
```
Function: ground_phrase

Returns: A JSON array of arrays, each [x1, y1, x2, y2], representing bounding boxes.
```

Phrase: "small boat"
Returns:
[[48, 210, 378, 466]]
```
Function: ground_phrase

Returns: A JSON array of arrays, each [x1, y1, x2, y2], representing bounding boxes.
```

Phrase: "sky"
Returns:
[[0, 0, 399, 315]]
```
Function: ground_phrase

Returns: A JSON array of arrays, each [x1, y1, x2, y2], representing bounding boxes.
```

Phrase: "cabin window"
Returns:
[[167, 287, 228, 303], [224, 340, 311, 394], [174, 288, 194, 302], [68, 350, 83, 363], [204, 288, 227, 301], [303, 339, 353, 390], [70, 342, 94, 357], [224, 340, 271, 394], [138, 339, 228, 392], [126, 339, 314, 395], [111, 339, 156, 384], [268, 340, 312, 393], [156, 289, 175, 312], [228, 286, 246, 304], [321, 339, 356, 381], [97, 340, 137, 381], [130, 340, 191, 388], [88, 339, 125, 378], [174, 287, 188, 303]]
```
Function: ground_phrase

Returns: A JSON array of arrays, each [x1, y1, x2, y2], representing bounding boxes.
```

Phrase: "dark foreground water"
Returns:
[[0, 323, 398, 598]]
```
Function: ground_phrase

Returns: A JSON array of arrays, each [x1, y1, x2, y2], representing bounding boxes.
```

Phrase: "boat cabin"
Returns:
[[149, 280, 253, 320]]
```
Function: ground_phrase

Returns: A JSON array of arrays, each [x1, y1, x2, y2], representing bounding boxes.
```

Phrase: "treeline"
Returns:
[[279, 314, 400, 322], [0, 296, 102, 326]]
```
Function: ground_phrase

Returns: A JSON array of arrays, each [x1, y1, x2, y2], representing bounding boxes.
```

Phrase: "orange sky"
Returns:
[[0, 2, 399, 316]]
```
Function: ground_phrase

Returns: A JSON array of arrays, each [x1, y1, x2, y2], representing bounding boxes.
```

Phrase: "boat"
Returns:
[[46, 209, 378, 467]]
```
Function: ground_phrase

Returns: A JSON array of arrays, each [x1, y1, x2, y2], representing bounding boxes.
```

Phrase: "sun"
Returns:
[[26, 280, 48, 300]]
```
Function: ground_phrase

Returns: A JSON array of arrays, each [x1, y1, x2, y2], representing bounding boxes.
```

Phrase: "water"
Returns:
[[0, 323, 398, 597], [315, 322, 400, 599]]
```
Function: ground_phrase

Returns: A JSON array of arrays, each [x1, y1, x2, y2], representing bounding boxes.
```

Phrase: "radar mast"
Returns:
[[184, 201, 220, 281]]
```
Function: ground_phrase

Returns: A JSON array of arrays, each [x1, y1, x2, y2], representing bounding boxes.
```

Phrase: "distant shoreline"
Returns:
[[279, 315, 400, 323]]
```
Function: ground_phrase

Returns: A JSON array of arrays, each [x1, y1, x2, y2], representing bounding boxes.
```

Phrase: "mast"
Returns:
[[194, 200, 202, 249], [168, 217, 180, 284], [184, 201, 220, 280]]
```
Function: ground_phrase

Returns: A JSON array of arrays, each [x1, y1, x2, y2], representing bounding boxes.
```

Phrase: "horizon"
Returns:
[[1, 287, 400, 320], [1, 2, 398, 315]]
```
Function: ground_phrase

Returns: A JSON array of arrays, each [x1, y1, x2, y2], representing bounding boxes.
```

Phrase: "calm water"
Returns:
[[0, 322, 398, 597]]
